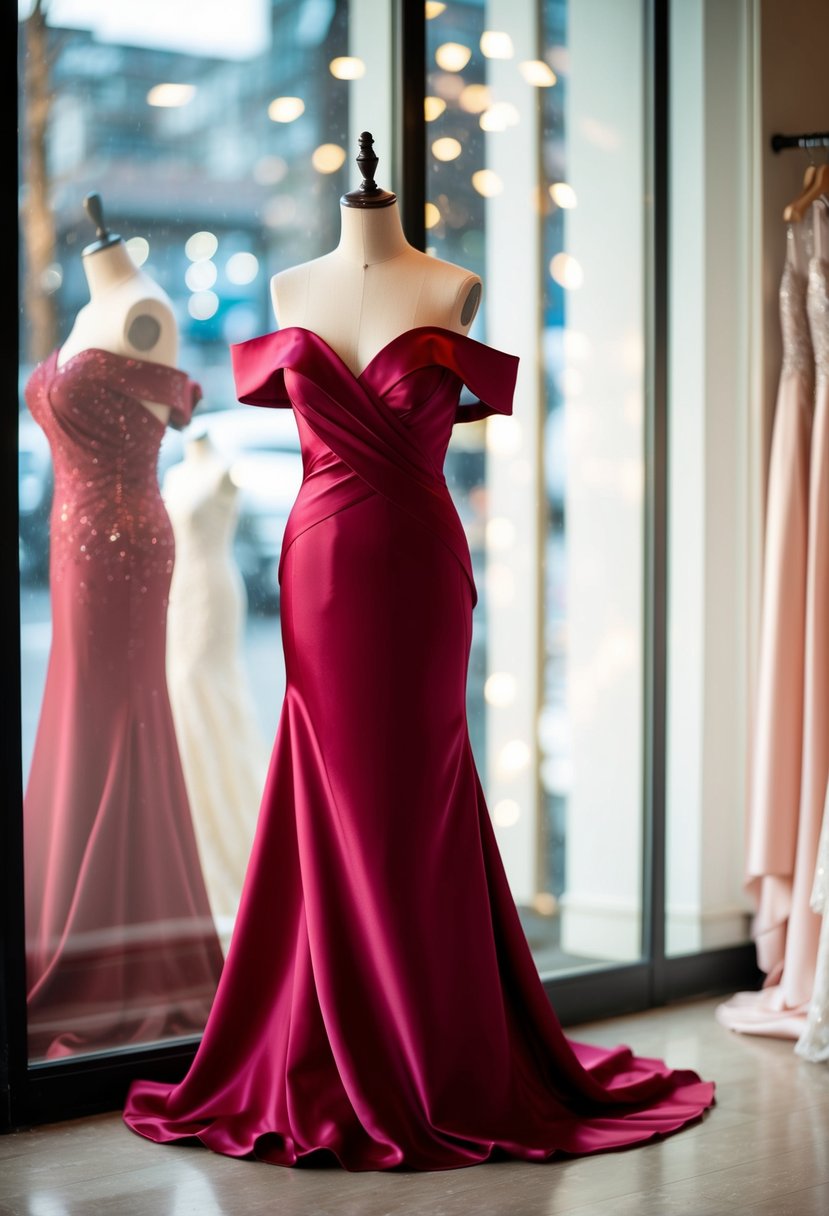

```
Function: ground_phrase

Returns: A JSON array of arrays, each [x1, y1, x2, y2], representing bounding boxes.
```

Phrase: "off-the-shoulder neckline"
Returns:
[[232, 324, 495, 386]]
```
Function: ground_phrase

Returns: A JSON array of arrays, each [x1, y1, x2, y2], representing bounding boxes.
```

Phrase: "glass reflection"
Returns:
[[18, 0, 356, 1060], [22, 208, 224, 1060]]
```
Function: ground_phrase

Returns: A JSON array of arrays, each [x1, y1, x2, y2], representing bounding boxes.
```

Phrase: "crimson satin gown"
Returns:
[[24, 349, 224, 1060], [123, 327, 714, 1170]]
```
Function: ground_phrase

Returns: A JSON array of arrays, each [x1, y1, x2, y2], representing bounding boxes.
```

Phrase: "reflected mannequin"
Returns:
[[124, 137, 713, 1169], [163, 430, 270, 946], [23, 197, 223, 1059]]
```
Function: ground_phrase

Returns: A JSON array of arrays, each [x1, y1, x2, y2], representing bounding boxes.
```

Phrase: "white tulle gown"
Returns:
[[163, 440, 269, 944]]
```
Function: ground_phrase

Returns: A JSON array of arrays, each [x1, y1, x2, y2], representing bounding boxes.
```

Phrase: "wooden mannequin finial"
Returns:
[[341, 132, 397, 209], [82, 192, 122, 255]]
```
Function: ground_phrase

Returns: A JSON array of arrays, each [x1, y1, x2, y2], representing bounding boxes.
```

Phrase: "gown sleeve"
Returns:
[[417, 331, 519, 424], [121, 360, 201, 430], [230, 331, 293, 408]]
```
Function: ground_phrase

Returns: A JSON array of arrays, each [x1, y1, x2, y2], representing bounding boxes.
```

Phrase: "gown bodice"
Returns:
[[230, 326, 519, 605], [780, 226, 814, 382], [25, 348, 200, 584]]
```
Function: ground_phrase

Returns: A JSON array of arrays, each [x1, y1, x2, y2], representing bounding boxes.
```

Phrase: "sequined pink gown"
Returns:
[[23, 348, 224, 1060]]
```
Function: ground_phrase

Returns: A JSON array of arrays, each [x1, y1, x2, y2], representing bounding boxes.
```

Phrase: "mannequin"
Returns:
[[271, 132, 481, 372], [162, 427, 269, 947], [58, 193, 177, 424], [177, 430, 235, 493], [23, 198, 221, 1058]]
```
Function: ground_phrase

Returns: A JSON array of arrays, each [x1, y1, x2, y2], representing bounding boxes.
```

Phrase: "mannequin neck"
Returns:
[[336, 201, 411, 266], [82, 241, 140, 298]]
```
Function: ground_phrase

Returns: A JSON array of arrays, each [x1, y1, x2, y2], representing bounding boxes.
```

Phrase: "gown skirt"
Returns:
[[124, 326, 714, 1170]]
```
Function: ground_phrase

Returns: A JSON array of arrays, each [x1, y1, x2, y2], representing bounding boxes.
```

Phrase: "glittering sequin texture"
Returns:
[[22, 347, 222, 1061], [26, 348, 199, 629]]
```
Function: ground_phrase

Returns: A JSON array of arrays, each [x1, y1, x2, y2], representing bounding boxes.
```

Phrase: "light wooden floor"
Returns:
[[2, 997, 828, 1216]]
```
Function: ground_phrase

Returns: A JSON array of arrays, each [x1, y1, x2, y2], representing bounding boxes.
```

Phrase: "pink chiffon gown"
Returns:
[[24, 349, 224, 1060], [123, 326, 714, 1171], [718, 205, 828, 1038]]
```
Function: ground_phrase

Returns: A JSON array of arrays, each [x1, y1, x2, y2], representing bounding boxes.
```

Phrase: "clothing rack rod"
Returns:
[[771, 130, 829, 153]]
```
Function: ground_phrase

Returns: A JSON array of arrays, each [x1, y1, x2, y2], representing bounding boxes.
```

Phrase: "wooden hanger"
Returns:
[[783, 161, 829, 222]]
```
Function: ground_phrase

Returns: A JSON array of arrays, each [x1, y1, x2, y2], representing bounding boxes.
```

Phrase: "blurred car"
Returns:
[[19, 411, 53, 584], [159, 407, 303, 612]]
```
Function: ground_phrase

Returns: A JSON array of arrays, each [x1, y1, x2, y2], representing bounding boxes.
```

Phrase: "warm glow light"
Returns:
[[435, 42, 472, 72], [533, 892, 558, 915], [480, 30, 514, 59], [185, 231, 218, 262], [125, 237, 149, 267], [459, 83, 491, 113], [486, 516, 515, 550], [268, 96, 305, 123], [471, 168, 503, 197], [549, 181, 577, 209], [188, 291, 219, 321], [147, 83, 195, 107], [424, 96, 447, 121], [493, 800, 521, 827], [550, 252, 584, 289], [486, 415, 522, 456], [484, 672, 517, 708], [425, 1, 446, 16], [497, 740, 532, 777], [329, 56, 365, 80], [425, 202, 441, 229], [433, 72, 465, 101], [519, 59, 557, 86], [479, 102, 520, 132], [312, 143, 347, 173], [185, 260, 217, 292], [226, 252, 259, 285], [432, 136, 462, 162]]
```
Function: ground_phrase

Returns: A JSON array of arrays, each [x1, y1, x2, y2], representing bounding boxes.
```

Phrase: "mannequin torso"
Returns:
[[58, 241, 178, 424], [271, 201, 481, 376], [166, 434, 236, 503]]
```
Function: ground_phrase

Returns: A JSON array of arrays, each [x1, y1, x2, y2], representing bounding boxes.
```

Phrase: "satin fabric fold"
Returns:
[[125, 325, 713, 1170]]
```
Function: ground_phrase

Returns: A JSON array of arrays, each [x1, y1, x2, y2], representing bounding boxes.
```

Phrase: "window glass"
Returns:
[[427, 0, 647, 973], [17, 0, 387, 1062]]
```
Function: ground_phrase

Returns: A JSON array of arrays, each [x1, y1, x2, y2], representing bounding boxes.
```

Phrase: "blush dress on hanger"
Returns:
[[795, 199, 829, 1063], [124, 327, 714, 1170], [718, 206, 828, 1040], [23, 349, 224, 1060]]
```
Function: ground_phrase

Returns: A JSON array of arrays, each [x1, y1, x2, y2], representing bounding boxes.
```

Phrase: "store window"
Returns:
[[13, 0, 759, 1098], [427, 0, 647, 972], [17, 0, 393, 1062]]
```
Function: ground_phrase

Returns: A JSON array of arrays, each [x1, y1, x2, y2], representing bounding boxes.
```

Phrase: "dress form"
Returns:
[[58, 194, 178, 425], [271, 133, 481, 375], [162, 433, 268, 944]]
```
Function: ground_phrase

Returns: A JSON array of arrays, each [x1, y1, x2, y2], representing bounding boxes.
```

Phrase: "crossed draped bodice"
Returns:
[[230, 326, 519, 606]]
